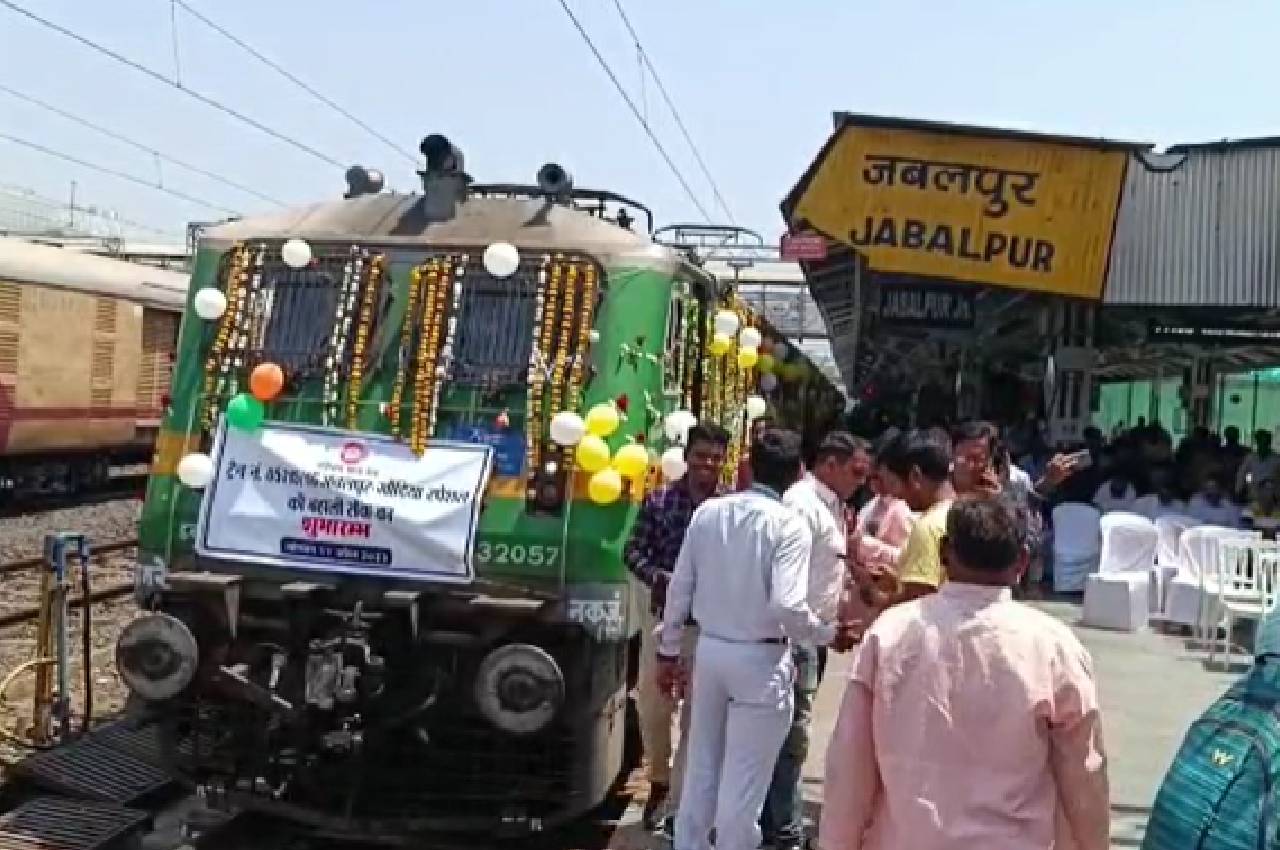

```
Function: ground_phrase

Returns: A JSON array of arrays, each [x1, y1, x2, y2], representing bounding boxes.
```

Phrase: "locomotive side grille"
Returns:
[[0, 283, 18, 376], [90, 298, 117, 410], [0, 283, 19, 323], [90, 339, 115, 408], [136, 309, 177, 413], [0, 330, 15, 376], [94, 298, 117, 334]]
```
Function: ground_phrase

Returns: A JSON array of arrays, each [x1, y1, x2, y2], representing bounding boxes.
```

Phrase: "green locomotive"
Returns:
[[115, 135, 843, 840]]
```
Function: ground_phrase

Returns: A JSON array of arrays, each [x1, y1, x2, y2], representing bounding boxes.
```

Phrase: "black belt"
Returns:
[[703, 631, 789, 646]]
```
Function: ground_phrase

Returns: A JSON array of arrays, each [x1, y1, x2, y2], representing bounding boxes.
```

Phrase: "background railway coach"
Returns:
[[0, 237, 189, 502]]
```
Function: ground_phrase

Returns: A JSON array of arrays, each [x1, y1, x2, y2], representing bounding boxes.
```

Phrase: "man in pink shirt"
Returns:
[[819, 495, 1110, 850]]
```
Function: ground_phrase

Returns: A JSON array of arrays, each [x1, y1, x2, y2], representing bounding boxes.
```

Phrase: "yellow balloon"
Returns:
[[709, 332, 732, 356], [737, 347, 759, 370], [612, 443, 649, 479], [575, 435, 611, 472], [588, 468, 623, 504], [757, 353, 775, 373], [584, 402, 620, 437]]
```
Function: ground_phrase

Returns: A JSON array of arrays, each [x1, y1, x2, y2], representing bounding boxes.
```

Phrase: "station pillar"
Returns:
[[1044, 300, 1097, 447], [1187, 355, 1216, 430]]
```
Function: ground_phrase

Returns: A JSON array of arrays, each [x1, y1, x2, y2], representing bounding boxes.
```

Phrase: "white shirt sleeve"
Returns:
[[658, 516, 697, 657], [769, 513, 838, 646]]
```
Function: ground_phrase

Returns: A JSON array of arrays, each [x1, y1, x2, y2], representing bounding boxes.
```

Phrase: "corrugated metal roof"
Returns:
[[1105, 146, 1280, 307]]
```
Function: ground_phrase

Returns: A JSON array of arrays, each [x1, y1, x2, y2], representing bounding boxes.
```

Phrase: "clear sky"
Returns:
[[1, 0, 1277, 245]]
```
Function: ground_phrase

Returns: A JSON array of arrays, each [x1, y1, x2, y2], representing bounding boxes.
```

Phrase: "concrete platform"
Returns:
[[611, 597, 1242, 849]]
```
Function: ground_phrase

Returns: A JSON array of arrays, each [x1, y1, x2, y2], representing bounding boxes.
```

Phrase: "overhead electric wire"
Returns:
[[553, 0, 713, 222], [0, 133, 240, 216], [174, 0, 418, 166], [0, 84, 285, 207], [609, 0, 735, 223], [0, 0, 346, 170]]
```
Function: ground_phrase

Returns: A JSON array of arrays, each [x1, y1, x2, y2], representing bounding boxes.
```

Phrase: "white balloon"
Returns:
[[664, 409, 696, 443], [281, 238, 313, 269], [713, 309, 740, 337], [549, 410, 586, 447], [746, 395, 768, 419], [192, 287, 227, 321], [176, 452, 215, 489], [660, 447, 688, 480], [483, 242, 520, 278], [739, 327, 762, 349], [759, 373, 779, 392]]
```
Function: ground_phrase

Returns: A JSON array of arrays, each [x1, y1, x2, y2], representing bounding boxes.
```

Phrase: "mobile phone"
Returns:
[[1067, 449, 1093, 469]]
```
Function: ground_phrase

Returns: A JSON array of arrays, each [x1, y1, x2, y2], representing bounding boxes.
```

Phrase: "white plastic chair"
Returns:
[[1208, 539, 1280, 669], [1152, 514, 1200, 614], [1051, 503, 1102, 593], [1164, 526, 1261, 640], [1082, 512, 1158, 631]]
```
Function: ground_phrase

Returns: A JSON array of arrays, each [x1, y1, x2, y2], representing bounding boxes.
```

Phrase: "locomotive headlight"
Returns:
[[473, 643, 565, 736], [115, 613, 199, 702]]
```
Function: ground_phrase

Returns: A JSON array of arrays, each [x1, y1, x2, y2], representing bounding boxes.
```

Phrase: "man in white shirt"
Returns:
[[1236, 429, 1280, 503], [1188, 474, 1243, 527], [657, 428, 857, 850], [762, 432, 870, 850]]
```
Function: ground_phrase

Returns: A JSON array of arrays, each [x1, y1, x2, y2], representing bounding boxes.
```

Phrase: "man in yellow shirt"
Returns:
[[870, 429, 957, 605]]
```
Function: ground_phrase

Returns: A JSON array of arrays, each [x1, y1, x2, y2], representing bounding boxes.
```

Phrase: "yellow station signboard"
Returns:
[[786, 118, 1132, 299]]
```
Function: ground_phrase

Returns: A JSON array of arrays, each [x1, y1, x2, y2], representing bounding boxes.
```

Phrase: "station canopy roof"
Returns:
[[782, 113, 1280, 389]]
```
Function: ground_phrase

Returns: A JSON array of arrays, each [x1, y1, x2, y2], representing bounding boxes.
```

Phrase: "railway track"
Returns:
[[0, 538, 137, 629]]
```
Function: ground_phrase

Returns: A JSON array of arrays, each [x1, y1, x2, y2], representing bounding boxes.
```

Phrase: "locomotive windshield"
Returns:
[[450, 255, 542, 385]]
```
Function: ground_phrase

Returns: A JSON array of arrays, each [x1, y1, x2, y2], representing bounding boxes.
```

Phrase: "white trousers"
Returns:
[[674, 634, 795, 850]]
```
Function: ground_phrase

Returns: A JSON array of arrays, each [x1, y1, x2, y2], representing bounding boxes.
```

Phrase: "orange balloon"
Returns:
[[249, 362, 284, 401]]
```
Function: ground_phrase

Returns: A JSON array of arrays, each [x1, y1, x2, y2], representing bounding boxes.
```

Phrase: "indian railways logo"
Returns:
[[340, 442, 368, 465]]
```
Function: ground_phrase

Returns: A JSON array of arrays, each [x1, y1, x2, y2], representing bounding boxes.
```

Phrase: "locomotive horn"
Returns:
[[344, 165, 385, 199], [536, 163, 573, 198], [421, 134, 464, 174]]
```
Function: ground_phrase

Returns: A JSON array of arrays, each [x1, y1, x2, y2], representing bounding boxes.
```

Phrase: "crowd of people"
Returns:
[[1020, 420, 1280, 535], [624, 418, 1109, 850]]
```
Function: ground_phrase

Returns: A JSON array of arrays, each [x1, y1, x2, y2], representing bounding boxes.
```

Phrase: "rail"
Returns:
[[0, 538, 137, 628], [0, 538, 137, 576]]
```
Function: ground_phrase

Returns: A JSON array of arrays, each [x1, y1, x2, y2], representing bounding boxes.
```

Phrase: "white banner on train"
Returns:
[[195, 421, 494, 583]]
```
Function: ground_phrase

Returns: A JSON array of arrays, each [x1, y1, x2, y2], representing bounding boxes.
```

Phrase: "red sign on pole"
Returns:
[[780, 232, 827, 261]]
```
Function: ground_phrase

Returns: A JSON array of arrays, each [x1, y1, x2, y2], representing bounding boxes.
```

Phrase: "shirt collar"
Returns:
[[808, 473, 842, 510], [750, 483, 782, 501], [672, 478, 722, 505], [940, 581, 1013, 605]]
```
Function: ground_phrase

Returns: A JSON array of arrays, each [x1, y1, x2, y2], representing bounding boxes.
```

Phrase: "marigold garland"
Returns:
[[567, 261, 597, 409], [201, 244, 251, 432], [409, 259, 443, 455], [388, 263, 425, 437], [528, 257, 561, 473], [346, 252, 385, 430], [547, 261, 577, 431], [324, 247, 364, 426]]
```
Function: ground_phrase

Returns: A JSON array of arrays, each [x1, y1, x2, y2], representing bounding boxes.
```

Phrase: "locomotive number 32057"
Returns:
[[474, 541, 561, 567]]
